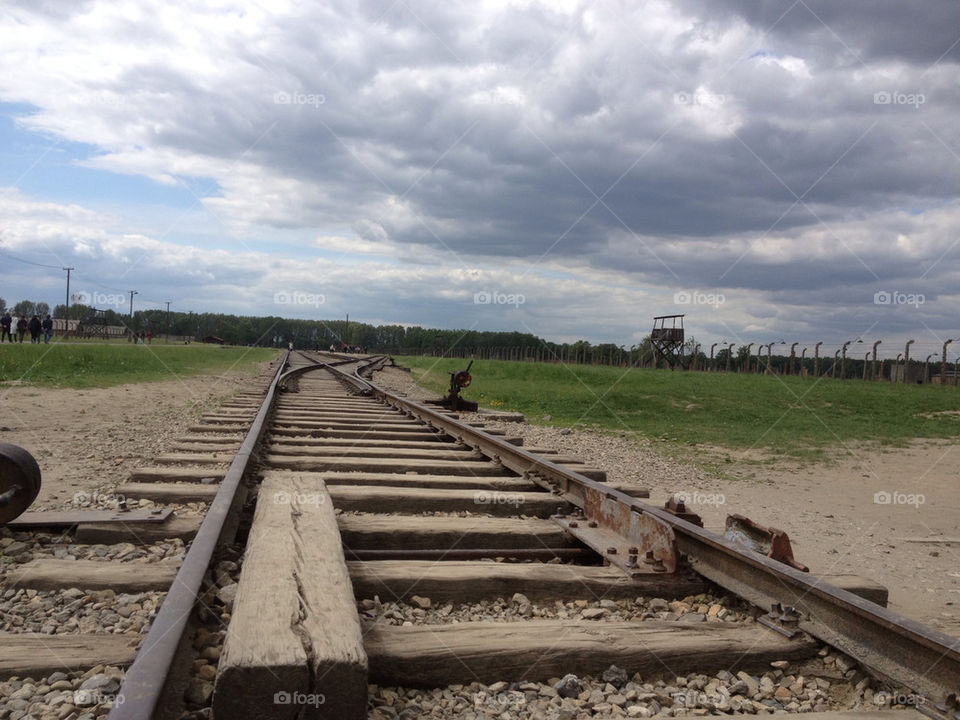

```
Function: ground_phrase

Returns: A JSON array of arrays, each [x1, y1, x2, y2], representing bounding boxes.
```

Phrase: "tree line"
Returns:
[[0, 298, 52, 318], [1, 295, 952, 382]]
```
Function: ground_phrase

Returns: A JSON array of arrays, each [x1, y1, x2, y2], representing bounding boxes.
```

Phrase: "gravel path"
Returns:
[[367, 649, 905, 719], [358, 592, 750, 626]]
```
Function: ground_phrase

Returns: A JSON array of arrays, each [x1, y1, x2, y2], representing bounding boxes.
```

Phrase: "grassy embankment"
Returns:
[[397, 356, 960, 462], [0, 343, 279, 388]]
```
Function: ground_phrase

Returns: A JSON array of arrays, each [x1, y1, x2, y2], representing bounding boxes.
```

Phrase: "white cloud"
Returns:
[[0, 1, 958, 348]]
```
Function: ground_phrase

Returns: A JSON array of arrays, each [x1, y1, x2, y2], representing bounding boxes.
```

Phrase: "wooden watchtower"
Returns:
[[651, 314, 686, 369]]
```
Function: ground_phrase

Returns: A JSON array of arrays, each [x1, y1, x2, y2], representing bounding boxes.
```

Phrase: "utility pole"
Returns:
[[344, 313, 349, 350], [165, 301, 172, 342], [63, 267, 74, 315], [128, 290, 138, 317]]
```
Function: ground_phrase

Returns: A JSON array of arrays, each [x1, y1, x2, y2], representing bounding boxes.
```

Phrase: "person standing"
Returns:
[[41, 314, 53, 343], [10, 313, 19, 342], [28, 315, 41, 344], [16, 315, 27, 343], [0, 311, 11, 343]]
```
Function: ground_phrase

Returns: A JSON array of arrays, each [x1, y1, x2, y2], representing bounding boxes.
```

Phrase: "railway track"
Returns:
[[0, 350, 957, 720]]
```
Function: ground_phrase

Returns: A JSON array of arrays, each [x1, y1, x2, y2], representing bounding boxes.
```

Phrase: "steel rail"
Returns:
[[109, 351, 290, 720], [342, 358, 960, 713]]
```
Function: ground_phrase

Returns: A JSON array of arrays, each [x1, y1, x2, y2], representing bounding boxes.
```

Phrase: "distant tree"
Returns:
[[715, 347, 732, 370], [53, 303, 93, 320], [35, 301, 50, 316], [12, 300, 36, 316], [0, 297, 5, 313]]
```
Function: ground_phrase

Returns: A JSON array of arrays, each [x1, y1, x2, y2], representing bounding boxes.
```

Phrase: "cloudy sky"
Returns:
[[1, 0, 958, 358]]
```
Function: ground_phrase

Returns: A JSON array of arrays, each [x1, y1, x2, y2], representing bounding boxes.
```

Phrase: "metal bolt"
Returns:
[[628, 546, 639, 555], [643, 550, 656, 564], [652, 558, 667, 573], [588, 520, 598, 528], [569, 521, 579, 528], [607, 547, 617, 555]]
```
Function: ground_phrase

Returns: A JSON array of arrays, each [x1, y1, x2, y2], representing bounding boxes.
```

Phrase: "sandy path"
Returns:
[[0, 367, 272, 510], [688, 444, 960, 635]]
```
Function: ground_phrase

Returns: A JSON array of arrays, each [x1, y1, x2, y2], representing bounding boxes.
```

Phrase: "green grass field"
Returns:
[[397, 356, 960, 460], [0, 343, 280, 388]]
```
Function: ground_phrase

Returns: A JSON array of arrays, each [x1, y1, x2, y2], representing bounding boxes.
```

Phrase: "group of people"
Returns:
[[0, 311, 54, 344]]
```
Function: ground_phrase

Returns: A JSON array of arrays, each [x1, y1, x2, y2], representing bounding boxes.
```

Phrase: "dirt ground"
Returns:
[[681, 443, 960, 635], [372, 366, 960, 636], [3, 362, 956, 637], [0, 369, 266, 510]]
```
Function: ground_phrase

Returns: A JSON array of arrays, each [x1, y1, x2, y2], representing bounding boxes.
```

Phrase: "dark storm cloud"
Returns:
[[675, 0, 960, 66]]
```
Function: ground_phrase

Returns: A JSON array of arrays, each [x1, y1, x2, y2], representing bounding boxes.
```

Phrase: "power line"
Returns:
[[0, 249, 62, 270]]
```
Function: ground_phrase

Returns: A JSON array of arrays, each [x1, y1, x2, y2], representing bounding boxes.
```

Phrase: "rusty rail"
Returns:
[[344, 357, 960, 714], [108, 351, 290, 720]]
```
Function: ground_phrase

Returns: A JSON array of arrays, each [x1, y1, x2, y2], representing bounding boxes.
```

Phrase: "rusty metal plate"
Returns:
[[553, 498, 677, 577]]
